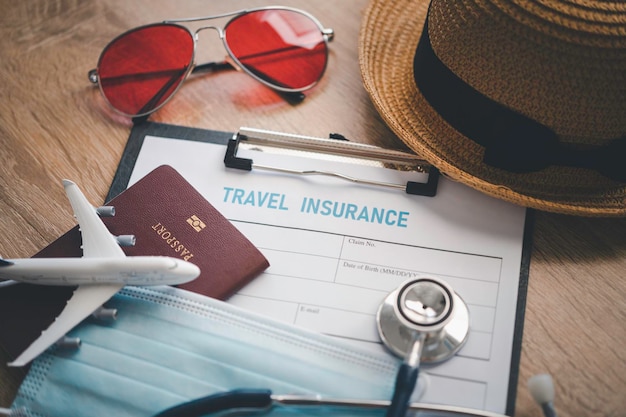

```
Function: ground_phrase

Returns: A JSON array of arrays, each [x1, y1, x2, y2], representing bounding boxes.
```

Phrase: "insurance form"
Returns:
[[125, 130, 529, 414]]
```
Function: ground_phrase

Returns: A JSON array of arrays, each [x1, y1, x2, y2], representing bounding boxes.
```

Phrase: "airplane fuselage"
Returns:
[[0, 256, 199, 286]]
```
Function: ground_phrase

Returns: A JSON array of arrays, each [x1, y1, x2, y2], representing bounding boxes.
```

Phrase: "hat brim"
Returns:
[[358, 0, 626, 216]]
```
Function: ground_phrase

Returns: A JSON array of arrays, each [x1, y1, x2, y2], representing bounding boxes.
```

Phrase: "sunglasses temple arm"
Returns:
[[136, 68, 188, 116], [192, 60, 305, 104], [192, 61, 234, 74]]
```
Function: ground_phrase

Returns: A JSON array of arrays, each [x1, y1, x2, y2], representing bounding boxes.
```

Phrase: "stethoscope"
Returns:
[[152, 276, 475, 417], [151, 277, 555, 417], [377, 276, 470, 417]]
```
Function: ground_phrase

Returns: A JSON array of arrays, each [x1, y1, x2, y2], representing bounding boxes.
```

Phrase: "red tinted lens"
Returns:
[[224, 9, 328, 91], [97, 24, 193, 116]]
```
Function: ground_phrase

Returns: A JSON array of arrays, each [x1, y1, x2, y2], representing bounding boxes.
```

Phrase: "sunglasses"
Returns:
[[88, 6, 334, 118]]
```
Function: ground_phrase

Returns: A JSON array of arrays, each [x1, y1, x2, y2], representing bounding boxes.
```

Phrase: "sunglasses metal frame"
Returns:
[[88, 6, 334, 118]]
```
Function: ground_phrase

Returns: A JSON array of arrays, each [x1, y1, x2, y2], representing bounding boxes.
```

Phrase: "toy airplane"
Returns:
[[0, 179, 200, 367]]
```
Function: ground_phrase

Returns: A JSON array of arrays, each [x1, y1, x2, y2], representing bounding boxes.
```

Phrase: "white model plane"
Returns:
[[0, 179, 200, 367]]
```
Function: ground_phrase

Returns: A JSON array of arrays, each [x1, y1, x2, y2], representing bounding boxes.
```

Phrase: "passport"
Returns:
[[0, 165, 269, 359]]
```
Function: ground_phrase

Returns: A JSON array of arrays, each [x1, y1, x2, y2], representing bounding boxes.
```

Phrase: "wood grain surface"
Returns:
[[1, 1, 625, 416]]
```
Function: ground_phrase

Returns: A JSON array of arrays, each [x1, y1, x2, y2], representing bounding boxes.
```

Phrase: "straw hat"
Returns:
[[359, 0, 626, 216]]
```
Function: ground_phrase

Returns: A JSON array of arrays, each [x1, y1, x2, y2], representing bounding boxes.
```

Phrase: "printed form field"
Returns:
[[230, 222, 502, 362]]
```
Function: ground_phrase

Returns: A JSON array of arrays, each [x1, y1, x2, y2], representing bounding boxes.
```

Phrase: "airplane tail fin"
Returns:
[[0, 258, 17, 287], [0, 258, 14, 267]]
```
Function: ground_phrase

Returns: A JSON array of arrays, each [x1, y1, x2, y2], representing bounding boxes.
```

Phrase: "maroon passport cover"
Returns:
[[0, 165, 269, 360]]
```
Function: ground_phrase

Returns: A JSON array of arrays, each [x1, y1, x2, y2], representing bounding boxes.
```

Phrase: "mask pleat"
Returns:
[[11, 286, 421, 417]]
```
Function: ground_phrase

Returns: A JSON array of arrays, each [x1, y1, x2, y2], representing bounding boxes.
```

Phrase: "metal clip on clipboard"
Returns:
[[223, 127, 440, 197]]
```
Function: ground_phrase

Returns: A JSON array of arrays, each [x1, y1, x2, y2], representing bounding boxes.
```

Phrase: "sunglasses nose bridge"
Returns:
[[194, 25, 224, 40], [193, 26, 229, 65]]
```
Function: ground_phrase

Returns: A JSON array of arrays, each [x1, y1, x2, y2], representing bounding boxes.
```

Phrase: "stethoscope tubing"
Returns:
[[385, 362, 421, 417], [151, 388, 510, 417]]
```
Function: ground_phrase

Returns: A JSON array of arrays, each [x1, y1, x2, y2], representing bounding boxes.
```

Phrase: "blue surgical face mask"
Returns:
[[10, 286, 428, 417]]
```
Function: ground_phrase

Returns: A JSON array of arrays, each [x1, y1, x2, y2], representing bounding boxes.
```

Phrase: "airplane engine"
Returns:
[[55, 336, 81, 349], [92, 307, 118, 320], [115, 235, 136, 247], [96, 206, 115, 217]]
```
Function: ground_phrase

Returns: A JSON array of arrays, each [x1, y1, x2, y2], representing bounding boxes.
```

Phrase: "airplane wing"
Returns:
[[8, 284, 122, 366], [8, 180, 125, 366]]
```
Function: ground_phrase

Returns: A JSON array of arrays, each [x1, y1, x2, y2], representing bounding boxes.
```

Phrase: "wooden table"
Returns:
[[1, 1, 624, 416]]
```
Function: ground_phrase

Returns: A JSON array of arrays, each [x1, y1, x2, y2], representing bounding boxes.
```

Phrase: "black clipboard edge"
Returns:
[[505, 208, 534, 416], [106, 121, 233, 201]]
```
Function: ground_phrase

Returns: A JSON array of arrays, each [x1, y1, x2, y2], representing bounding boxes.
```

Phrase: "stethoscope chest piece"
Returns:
[[377, 277, 469, 364]]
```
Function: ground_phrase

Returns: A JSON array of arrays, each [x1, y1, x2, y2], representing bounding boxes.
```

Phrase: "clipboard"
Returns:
[[224, 127, 440, 197], [108, 121, 533, 415], [109, 122, 440, 200]]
